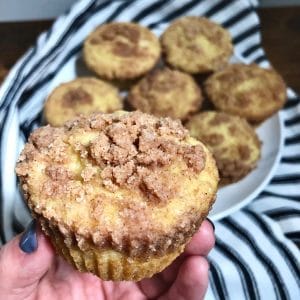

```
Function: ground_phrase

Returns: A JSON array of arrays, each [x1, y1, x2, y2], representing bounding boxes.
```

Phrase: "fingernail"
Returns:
[[19, 220, 38, 253], [206, 218, 215, 232]]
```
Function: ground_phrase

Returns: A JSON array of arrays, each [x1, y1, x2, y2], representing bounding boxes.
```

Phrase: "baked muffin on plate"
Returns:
[[161, 16, 233, 74], [84, 22, 161, 80], [186, 111, 261, 185], [128, 68, 203, 120], [16, 111, 218, 281], [204, 64, 286, 123], [44, 77, 122, 127]]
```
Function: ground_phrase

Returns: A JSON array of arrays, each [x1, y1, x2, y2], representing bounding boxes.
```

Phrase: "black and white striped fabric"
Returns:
[[0, 0, 299, 299]]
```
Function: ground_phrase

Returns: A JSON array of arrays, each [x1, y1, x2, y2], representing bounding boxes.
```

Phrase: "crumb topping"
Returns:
[[201, 133, 224, 146], [128, 68, 202, 120], [87, 112, 205, 201], [209, 112, 230, 125], [161, 16, 233, 73], [89, 23, 146, 58], [62, 87, 92, 107], [17, 112, 205, 204], [205, 64, 286, 122], [139, 69, 187, 94], [238, 144, 251, 160]]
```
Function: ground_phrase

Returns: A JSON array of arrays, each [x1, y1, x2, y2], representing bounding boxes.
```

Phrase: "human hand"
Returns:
[[0, 219, 215, 300]]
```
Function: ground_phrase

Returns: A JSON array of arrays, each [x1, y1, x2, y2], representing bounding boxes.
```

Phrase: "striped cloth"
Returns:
[[0, 0, 299, 299]]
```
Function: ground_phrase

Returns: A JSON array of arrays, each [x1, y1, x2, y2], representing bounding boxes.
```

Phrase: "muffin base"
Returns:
[[39, 216, 185, 281]]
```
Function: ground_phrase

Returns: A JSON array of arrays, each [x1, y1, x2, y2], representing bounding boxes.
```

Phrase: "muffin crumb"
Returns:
[[62, 87, 92, 107]]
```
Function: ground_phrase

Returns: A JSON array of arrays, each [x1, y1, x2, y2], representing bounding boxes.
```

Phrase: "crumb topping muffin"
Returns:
[[128, 68, 203, 120], [44, 77, 122, 127], [16, 111, 218, 281], [186, 111, 261, 184], [204, 64, 286, 123], [83, 22, 161, 80], [161, 16, 233, 74]]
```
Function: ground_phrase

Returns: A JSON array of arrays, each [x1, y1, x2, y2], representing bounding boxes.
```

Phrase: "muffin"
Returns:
[[204, 64, 286, 123], [43, 77, 122, 127], [16, 111, 219, 281], [161, 16, 233, 74], [128, 68, 203, 120], [186, 111, 261, 184], [83, 22, 161, 80]]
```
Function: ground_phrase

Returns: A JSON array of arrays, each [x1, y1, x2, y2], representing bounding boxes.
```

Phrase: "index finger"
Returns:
[[184, 219, 215, 256]]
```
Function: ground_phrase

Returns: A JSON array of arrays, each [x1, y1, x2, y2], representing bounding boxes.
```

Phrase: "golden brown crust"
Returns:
[[186, 111, 261, 184], [161, 16, 233, 74], [128, 68, 203, 120], [83, 23, 161, 80], [204, 64, 286, 122], [16, 111, 218, 259], [44, 77, 122, 127]]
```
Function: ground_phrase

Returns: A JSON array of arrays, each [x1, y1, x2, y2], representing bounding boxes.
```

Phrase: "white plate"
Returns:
[[209, 113, 284, 221], [42, 36, 284, 223]]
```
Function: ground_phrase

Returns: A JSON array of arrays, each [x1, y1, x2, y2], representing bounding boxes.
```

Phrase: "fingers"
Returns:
[[161, 219, 215, 283], [184, 219, 215, 256], [159, 256, 209, 300], [138, 274, 169, 299], [0, 220, 54, 299], [139, 219, 215, 299]]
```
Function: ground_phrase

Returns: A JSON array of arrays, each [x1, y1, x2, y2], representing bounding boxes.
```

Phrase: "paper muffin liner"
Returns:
[[38, 215, 185, 281]]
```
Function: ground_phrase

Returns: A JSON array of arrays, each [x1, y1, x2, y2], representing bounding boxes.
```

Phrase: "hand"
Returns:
[[0, 219, 215, 300]]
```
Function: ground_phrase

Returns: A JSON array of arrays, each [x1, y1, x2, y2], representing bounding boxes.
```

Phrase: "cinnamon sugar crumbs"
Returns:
[[29, 126, 64, 149], [91, 23, 141, 57], [113, 41, 136, 57], [101, 24, 140, 43], [62, 87, 92, 107], [201, 133, 224, 146], [238, 144, 251, 160], [45, 166, 72, 181], [140, 69, 186, 94], [17, 112, 206, 203], [89, 112, 205, 201], [209, 113, 230, 125], [81, 165, 98, 182], [181, 144, 206, 172]]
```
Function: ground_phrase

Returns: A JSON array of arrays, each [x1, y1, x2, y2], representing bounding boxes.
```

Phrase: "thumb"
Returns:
[[0, 220, 55, 299]]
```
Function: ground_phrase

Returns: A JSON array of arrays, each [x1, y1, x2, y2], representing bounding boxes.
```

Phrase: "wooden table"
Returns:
[[0, 7, 300, 94]]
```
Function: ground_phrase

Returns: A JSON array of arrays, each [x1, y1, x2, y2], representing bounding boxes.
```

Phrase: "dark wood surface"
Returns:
[[0, 7, 300, 93], [258, 7, 300, 94]]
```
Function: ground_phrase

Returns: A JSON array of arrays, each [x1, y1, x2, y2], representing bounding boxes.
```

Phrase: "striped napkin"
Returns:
[[0, 1, 299, 299]]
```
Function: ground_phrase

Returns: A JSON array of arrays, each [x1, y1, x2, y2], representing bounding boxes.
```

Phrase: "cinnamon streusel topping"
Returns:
[[16, 111, 218, 257]]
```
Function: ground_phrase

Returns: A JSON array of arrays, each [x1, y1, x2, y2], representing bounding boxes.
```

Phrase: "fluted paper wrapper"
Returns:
[[38, 216, 184, 281]]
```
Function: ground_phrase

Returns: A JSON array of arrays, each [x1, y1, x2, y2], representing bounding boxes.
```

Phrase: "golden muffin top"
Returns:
[[204, 64, 286, 122], [186, 111, 261, 184], [44, 77, 122, 127], [16, 111, 218, 257], [83, 22, 161, 80], [128, 68, 202, 120], [161, 16, 233, 74]]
